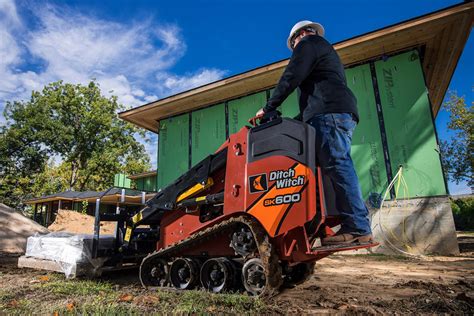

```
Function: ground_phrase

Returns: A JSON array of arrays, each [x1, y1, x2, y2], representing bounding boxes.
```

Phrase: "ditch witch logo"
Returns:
[[248, 168, 305, 194], [249, 173, 268, 193]]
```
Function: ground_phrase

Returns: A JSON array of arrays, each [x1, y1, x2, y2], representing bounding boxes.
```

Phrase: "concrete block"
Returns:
[[366, 196, 460, 255]]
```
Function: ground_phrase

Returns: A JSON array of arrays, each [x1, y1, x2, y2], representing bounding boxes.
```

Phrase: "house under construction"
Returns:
[[119, 3, 473, 255]]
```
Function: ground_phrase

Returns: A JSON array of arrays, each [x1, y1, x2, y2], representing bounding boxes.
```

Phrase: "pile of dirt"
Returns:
[[48, 210, 116, 235], [0, 203, 49, 253]]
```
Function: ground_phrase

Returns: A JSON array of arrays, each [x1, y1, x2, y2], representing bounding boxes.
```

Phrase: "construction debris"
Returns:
[[19, 232, 114, 278], [0, 203, 49, 254], [48, 210, 116, 235]]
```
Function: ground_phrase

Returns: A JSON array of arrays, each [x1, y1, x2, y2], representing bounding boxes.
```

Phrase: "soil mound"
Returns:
[[0, 203, 49, 253], [48, 210, 116, 235]]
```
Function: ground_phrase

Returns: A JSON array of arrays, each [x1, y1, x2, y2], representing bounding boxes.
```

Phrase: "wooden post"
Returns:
[[46, 201, 53, 225], [92, 198, 101, 258], [41, 204, 46, 226], [121, 189, 125, 203], [33, 204, 38, 222], [115, 198, 121, 250]]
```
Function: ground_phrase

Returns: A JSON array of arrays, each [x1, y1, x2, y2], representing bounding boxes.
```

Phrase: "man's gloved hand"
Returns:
[[259, 110, 281, 124]]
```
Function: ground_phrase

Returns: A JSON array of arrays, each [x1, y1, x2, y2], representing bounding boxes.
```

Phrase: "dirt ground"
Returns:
[[1, 235, 473, 314], [275, 254, 473, 314]]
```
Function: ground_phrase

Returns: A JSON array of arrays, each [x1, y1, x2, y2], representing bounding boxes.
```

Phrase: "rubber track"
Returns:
[[140, 215, 283, 297]]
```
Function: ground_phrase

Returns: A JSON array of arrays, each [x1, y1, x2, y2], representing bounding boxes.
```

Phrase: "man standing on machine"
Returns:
[[256, 21, 372, 245]]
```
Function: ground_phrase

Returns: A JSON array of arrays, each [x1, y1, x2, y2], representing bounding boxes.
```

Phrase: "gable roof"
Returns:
[[119, 2, 474, 133]]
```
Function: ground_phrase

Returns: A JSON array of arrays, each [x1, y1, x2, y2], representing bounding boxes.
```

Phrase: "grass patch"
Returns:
[[0, 289, 15, 303], [2, 273, 275, 314], [0, 296, 35, 315], [171, 290, 269, 314], [38, 278, 114, 296], [56, 302, 144, 315]]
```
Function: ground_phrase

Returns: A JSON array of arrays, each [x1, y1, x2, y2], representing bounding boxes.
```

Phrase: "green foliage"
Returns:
[[0, 81, 151, 209], [450, 196, 474, 231], [439, 91, 473, 188], [81, 201, 88, 214]]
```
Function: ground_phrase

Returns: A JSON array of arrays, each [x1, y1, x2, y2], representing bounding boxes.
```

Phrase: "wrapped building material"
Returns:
[[21, 232, 114, 278]]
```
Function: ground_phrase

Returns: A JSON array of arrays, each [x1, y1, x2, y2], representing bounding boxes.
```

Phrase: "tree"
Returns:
[[439, 91, 473, 190], [0, 81, 150, 209]]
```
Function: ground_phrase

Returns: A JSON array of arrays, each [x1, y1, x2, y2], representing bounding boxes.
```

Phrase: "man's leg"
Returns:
[[308, 113, 372, 241]]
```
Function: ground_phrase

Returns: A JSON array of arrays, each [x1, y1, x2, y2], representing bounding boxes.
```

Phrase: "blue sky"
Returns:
[[0, 0, 471, 194]]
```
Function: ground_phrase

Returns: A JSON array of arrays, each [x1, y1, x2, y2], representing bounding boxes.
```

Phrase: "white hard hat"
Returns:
[[287, 20, 325, 50]]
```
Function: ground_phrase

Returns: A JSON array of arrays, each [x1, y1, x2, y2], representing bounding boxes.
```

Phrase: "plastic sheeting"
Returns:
[[25, 232, 114, 278]]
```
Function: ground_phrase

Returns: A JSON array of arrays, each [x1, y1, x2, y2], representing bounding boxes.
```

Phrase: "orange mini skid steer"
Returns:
[[122, 114, 376, 296]]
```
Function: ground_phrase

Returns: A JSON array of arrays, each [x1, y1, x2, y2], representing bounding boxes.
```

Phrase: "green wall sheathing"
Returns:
[[269, 89, 300, 119], [157, 114, 190, 189], [228, 92, 266, 135], [191, 103, 226, 165], [134, 175, 157, 192], [375, 50, 446, 198], [153, 50, 446, 199], [114, 173, 131, 188], [345, 64, 388, 200], [143, 175, 156, 192]]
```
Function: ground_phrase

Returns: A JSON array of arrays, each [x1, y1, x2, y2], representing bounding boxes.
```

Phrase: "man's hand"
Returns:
[[256, 108, 265, 117]]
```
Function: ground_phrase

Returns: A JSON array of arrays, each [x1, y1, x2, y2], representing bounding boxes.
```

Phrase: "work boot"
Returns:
[[322, 233, 373, 245]]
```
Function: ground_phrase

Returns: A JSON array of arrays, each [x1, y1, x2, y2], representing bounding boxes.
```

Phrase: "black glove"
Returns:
[[260, 110, 281, 124]]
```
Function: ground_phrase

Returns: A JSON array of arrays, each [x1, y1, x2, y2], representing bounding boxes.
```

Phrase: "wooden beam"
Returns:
[[33, 204, 38, 223]]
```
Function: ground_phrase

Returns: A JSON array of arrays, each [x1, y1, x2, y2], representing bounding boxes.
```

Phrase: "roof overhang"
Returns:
[[119, 2, 474, 133], [128, 170, 158, 180], [25, 192, 156, 204]]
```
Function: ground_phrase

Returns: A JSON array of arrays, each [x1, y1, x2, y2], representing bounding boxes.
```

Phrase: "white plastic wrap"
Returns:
[[25, 232, 114, 278]]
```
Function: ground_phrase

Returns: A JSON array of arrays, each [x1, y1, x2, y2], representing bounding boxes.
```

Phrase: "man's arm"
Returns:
[[263, 39, 318, 113]]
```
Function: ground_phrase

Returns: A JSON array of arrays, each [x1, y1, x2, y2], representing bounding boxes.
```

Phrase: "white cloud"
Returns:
[[155, 68, 227, 96], [98, 75, 146, 108], [0, 29, 20, 67], [0, 0, 21, 27], [0, 1, 226, 167], [27, 7, 186, 82]]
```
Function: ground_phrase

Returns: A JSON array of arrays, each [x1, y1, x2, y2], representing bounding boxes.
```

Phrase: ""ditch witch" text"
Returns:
[[269, 168, 305, 189]]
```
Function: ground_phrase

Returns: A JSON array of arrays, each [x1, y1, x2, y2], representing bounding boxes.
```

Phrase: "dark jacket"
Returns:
[[263, 35, 358, 122]]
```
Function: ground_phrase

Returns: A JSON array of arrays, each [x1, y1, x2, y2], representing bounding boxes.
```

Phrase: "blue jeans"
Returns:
[[308, 113, 372, 236]]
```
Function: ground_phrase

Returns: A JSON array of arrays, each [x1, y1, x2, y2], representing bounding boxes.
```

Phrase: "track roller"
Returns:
[[200, 257, 238, 293], [169, 258, 200, 290], [242, 258, 267, 296], [230, 225, 257, 256], [139, 257, 169, 287]]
